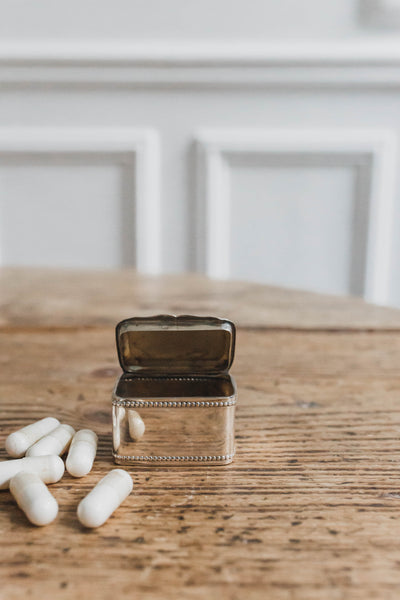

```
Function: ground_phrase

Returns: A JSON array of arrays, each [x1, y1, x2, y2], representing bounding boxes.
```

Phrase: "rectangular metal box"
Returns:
[[112, 315, 236, 465]]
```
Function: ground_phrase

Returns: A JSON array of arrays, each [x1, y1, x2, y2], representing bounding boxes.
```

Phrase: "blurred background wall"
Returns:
[[1, 0, 400, 305]]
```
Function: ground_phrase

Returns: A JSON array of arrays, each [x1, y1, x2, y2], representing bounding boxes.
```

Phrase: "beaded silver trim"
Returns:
[[113, 453, 235, 462], [122, 376, 216, 382], [112, 398, 236, 408]]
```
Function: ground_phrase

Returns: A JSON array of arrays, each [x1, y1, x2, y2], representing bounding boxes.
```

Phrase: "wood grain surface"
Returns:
[[3, 267, 400, 329], [1, 268, 400, 600]]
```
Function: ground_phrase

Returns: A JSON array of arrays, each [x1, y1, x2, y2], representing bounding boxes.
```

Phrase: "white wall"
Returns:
[[0, 1, 369, 41], [1, 0, 400, 305]]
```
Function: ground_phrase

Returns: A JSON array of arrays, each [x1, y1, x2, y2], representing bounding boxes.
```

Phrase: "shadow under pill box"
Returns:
[[112, 315, 237, 465]]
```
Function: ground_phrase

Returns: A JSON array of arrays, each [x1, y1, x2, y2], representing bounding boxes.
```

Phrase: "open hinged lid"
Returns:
[[116, 315, 235, 375]]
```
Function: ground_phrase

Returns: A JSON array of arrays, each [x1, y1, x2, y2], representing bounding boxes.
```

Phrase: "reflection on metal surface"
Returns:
[[127, 410, 145, 441], [112, 401, 235, 465]]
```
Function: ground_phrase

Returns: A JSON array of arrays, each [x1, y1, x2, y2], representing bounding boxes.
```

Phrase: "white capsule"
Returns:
[[77, 469, 133, 528], [128, 410, 145, 441], [5, 417, 60, 458], [66, 429, 98, 478], [0, 455, 65, 490], [26, 424, 75, 457], [10, 471, 58, 526]]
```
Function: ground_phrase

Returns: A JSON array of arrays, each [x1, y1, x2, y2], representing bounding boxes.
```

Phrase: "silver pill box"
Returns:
[[112, 315, 236, 466]]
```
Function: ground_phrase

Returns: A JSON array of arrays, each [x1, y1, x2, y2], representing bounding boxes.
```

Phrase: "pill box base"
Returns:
[[113, 452, 235, 466], [112, 401, 236, 465]]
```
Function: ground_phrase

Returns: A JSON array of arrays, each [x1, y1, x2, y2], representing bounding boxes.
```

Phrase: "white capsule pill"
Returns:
[[10, 471, 58, 526], [128, 410, 145, 441], [26, 424, 75, 457], [0, 455, 65, 490], [77, 469, 133, 528], [5, 417, 60, 458], [66, 429, 98, 478]]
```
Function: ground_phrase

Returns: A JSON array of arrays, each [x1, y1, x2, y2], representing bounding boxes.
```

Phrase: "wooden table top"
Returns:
[[1, 268, 400, 600]]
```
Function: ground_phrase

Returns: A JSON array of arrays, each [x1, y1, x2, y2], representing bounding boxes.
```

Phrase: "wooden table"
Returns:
[[2, 268, 400, 600]]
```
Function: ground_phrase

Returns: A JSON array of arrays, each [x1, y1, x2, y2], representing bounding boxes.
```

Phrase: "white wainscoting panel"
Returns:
[[195, 129, 397, 304], [0, 128, 161, 272], [1, 41, 400, 305]]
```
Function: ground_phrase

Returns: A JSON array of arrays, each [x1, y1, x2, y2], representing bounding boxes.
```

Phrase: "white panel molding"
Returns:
[[195, 129, 397, 305], [0, 128, 161, 273], [2, 41, 400, 87]]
